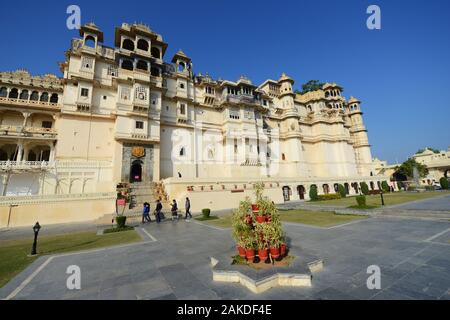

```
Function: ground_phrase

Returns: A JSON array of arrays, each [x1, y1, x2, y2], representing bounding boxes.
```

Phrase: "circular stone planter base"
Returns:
[[210, 247, 324, 294]]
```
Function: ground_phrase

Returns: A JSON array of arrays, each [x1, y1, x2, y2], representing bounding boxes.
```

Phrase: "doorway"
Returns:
[[297, 185, 305, 200], [282, 186, 291, 201], [130, 160, 143, 183]]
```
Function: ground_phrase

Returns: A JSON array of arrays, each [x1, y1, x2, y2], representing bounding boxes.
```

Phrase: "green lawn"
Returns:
[[199, 210, 367, 229], [308, 191, 450, 208], [0, 230, 141, 289]]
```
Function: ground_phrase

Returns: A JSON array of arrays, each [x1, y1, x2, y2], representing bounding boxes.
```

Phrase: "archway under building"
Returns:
[[130, 160, 143, 183], [297, 185, 305, 200], [282, 186, 291, 202], [344, 183, 350, 195], [322, 184, 330, 195]]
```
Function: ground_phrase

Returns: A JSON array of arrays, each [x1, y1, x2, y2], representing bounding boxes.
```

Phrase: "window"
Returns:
[[136, 60, 148, 71], [0, 87, 7, 97], [135, 121, 144, 129], [151, 47, 161, 59], [120, 87, 130, 101], [121, 59, 134, 71], [50, 93, 59, 103], [20, 90, 29, 100], [122, 39, 135, 51], [42, 121, 52, 129], [80, 88, 89, 97], [82, 57, 93, 69], [179, 147, 185, 157], [137, 39, 149, 51], [8, 88, 19, 99], [103, 96, 107, 100], [234, 139, 238, 154], [282, 153, 286, 161], [135, 86, 147, 101], [180, 104, 186, 115], [179, 82, 185, 89], [30, 91, 39, 101], [107, 65, 118, 77]]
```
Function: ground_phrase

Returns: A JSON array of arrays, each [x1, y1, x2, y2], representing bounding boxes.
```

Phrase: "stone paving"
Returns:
[[1, 213, 449, 300]]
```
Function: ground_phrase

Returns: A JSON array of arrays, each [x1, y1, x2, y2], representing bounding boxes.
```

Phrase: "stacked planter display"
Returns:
[[232, 183, 287, 263]]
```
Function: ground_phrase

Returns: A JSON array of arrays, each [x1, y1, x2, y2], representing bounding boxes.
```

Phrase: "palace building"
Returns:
[[0, 22, 384, 227]]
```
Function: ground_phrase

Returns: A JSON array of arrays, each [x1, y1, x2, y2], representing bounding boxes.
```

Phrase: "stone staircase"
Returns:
[[95, 182, 171, 225]]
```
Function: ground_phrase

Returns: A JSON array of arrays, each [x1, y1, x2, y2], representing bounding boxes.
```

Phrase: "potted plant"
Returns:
[[266, 224, 282, 260], [255, 223, 269, 263], [243, 231, 256, 262]]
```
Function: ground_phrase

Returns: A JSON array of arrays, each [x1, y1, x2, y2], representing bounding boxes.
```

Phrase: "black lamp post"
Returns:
[[380, 191, 385, 206], [31, 222, 41, 256]]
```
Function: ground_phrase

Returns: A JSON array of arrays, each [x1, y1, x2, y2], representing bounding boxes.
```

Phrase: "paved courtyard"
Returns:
[[1, 209, 449, 300], [391, 194, 450, 211]]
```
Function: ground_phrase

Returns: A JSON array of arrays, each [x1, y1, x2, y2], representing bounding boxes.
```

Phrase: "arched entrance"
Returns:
[[282, 186, 291, 201], [370, 182, 375, 191], [322, 184, 330, 195], [297, 185, 305, 200], [130, 160, 143, 183], [352, 182, 359, 193], [445, 169, 449, 178], [344, 183, 350, 195]]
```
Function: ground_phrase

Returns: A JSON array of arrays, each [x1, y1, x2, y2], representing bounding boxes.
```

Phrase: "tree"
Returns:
[[381, 181, 390, 192], [299, 80, 324, 94], [309, 185, 318, 201], [440, 177, 449, 190], [394, 158, 429, 180], [360, 182, 369, 195], [338, 184, 347, 198]]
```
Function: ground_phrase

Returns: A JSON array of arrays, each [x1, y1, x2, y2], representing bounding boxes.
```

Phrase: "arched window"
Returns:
[[325, 91, 329, 98], [178, 62, 185, 72], [30, 91, 39, 101], [8, 88, 18, 99], [151, 47, 161, 59], [179, 147, 185, 157], [121, 59, 134, 71], [0, 87, 7, 97], [122, 39, 135, 51], [151, 67, 160, 77], [137, 39, 149, 51], [40, 92, 49, 102], [0, 149, 7, 161], [19, 90, 29, 100], [282, 153, 286, 161], [84, 35, 96, 48], [50, 93, 59, 103], [136, 60, 148, 71]]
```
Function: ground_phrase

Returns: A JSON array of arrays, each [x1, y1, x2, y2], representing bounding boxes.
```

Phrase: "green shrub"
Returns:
[[317, 194, 341, 201], [338, 184, 346, 198], [104, 226, 134, 234], [407, 185, 417, 191], [440, 177, 449, 190], [309, 185, 318, 201], [360, 182, 369, 195], [202, 208, 211, 218], [115, 216, 127, 228], [425, 185, 435, 191], [381, 181, 390, 192], [356, 195, 366, 207]]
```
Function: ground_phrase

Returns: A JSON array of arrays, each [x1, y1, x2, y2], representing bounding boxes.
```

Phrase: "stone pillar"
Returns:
[[153, 143, 160, 181], [22, 112, 31, 127], [49, 143, 55, 162], [17, 141, 24, 162]]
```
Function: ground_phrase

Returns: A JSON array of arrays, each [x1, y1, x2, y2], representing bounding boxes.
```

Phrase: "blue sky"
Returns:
[[0, 0, 449, 163]]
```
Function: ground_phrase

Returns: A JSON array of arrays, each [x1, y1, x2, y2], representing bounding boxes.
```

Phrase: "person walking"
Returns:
[[184, 197, 192, 220], [171, 199, 179, 221], [155, 199, 163, 223], [142, 202, 151, 224]]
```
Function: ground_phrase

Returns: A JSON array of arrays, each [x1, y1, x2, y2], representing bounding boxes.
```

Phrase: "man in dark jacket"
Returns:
[[184, 197, 192, 220], [155, 199, 163, 223], [171, 199, 178, 221]]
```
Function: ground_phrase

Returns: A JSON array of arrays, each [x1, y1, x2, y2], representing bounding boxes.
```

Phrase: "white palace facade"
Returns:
[[0, 23, 386, 227]]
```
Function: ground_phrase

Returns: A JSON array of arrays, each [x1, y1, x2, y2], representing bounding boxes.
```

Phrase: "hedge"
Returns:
[[317, 194, 341, 201], [338, 184, 347, 198], [356, 195, 366, 207], [360, 182, 369, 195], [309, 185, 318, 201], [440, 177, 449, 190]]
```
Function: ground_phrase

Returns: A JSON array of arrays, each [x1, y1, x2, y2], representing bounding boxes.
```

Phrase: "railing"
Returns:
[[220, 94, 261, 106], [0, 192, 116, 206], [0, 96, 60, 109], [0, 160, 112, 170], [0, 125, 57, 138]]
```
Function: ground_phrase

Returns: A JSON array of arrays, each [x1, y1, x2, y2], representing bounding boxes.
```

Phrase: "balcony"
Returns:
[[150, 76, 163, 88], [0, 97, 60, 110], [220, 94, 261, 106], [0, 125, 57, 139], [0, 160, 55, 171]]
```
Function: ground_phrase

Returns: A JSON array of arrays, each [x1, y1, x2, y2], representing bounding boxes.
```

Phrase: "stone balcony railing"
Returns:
[[0, 96, 60, 109], [0, 160, 113, 171], [0, 160, 55, 171], [0, 125, 57, 138], [220, 94, 262, 106], [0, 192, 116, 205]]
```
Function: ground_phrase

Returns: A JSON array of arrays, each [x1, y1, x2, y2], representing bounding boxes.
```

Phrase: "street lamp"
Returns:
[[31, 222, 41, 256], [380, 190, 385, 206]]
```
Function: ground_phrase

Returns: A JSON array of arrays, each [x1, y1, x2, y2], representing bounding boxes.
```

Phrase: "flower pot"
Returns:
[[237, 246, 246, 258], [251, 204, 259, 213], [280, 243, 287, 257], [256, 215, 266, 224], [244, 215, 253, 225], [258, 249, 268, 261], [265, 214, 272, 223], [245, 248, 255, 261], [270, 247, 280, 259]]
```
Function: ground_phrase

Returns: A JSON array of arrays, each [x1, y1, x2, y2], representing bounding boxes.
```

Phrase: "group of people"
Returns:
[[141, 197, 192, 224]]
